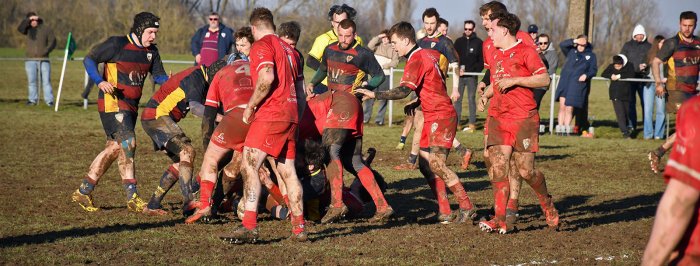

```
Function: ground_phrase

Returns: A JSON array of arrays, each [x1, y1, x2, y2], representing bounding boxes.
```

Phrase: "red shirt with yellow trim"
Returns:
[[488, 40, 547, 119], [249, 34, 301, 123], [205, 60, 254, 113], [663, 95, 700, 258], [400, 47, 456, 122]]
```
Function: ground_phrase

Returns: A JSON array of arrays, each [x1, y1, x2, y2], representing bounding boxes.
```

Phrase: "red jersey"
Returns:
[[664, 95, 700, 258], [205, 60, 254, 113], [249, 34, 302, 123], [483, 30, 536, 72], [488, 40, 547, 119], [400, 47, 456, 121]]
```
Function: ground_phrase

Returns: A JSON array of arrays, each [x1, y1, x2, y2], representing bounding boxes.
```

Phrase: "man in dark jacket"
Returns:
[[620, 24, 652, 131], [17, 11, 56, 106], [190, 12, 236, 66], [453, 20, 483, 132]]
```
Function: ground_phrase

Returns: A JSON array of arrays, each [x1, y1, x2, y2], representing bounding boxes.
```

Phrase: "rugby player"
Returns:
[[477, 11, 558, 234], [71, 12, 168, 213], [139, 59, 226, 216], [356, 22, 477, 224], [219, 8, 307, 244]]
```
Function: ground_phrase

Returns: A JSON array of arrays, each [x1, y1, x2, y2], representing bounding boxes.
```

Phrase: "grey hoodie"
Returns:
[[542, 44, 559, 76], [620, 24, 652, 76]]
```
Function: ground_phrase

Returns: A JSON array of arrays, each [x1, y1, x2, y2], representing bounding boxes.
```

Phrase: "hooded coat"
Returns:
[[601, 54, 636, 101], [555, 39, 598, 108], [620, 24, 652, 77]]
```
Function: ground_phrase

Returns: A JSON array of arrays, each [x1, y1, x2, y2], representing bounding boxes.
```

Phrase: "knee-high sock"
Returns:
[[147, 165, 179, 209], [327, 159, 345, 208], [357, 167, 388, 211], [428, 176, 451, 215], [447, 183, 473, 210], [492, 181, 509, 221], [198, 180, 216, 208]]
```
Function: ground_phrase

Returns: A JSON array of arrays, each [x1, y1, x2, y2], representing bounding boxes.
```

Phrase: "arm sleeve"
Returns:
[[17, 19, 30, 34], [481, 69, 491, 86], [548, 52, 559, 75], [183, 71, 207, 107], [601, 64, 614, 78], [306, 56, 321, 71], [205, 74, 221, 108], [190, 28, 202, 56], [656, 38, 676, 62], [367, 36, 381, 51], [398, 59, 423, 91], [361, 50, 386, 89], [620, 64, 636, 78], [367, 74, 385, 90], [308, 35, 327, 62], [309, 68, 327, 86], [443, 38, 459, 63], [585, 54, 598, 78], [83, 57, 104, 84], [150, 50, 168, 84], [44, 28, 57, 55], [84, 37, 119, 84], [476, 43, 485, 72], [560, 39, 574, 56], [201, 105, 217, 149]]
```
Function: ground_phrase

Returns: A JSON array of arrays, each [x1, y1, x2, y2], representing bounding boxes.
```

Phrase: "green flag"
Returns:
[[66, 32, 77, 59]]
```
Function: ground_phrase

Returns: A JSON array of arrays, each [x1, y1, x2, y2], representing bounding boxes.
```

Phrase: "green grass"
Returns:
[[0, 49, 667, 264]]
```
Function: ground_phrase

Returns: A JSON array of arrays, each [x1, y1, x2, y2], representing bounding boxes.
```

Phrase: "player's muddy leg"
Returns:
[[239, 147, 265, 231], [506, 157, 522, 226], [480, 145, 512, 232], [514, 151, 559, 228], [275, 158, 307, 240], [146, 163, 179, 212], [345, 138, 392, 222], [186, 145, 231, 223], [321, 128, 349, 223], [429, 147, 475, 222], [418, 151, 452, 222]]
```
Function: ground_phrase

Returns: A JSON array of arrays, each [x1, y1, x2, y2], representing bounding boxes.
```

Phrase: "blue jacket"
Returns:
[[190, 23, 236, 61], [555, 39, 598, 108]]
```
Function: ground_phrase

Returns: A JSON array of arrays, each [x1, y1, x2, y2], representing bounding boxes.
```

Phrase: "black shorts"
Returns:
[[99, 111, 136, 140], [142, 116, 191, 161]]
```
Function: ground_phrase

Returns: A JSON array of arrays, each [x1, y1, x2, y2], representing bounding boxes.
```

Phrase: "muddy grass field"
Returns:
[[0, 59, 668, 264]]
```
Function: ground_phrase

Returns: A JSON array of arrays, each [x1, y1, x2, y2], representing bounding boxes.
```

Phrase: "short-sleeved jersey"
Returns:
[[400, 48, 456, 121], [320, 41, 383, 93], [86, 35, 167, 113], [298, 90, 362, 141], [483, 31, 536, 74], [418, 33, 459, 64], [488, 40, 547, 119], [142, 66, 208, 122], [205, 60, 254, 113], [308, 30, 363, 86], [663, 95, 700, 258], [656, 33, 700, 93], [249, 34, 301, 123]]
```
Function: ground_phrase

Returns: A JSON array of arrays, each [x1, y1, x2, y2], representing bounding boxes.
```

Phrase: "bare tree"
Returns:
[[593, 0, 658, 66]]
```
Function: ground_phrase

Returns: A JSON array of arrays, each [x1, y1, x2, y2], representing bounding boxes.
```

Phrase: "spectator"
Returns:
[[555, 35, 597, 135], [601, 54, 635, 138], [643, 35, 667, 140], [621, 24, 652, 131], [190, 12, 235, 66], [437, 18, 451, 40], [536, 33, 558, 110], [453, 20, 483, 132], [527, 24, 538, 43], [363, 29, 399, 125], [17, 11, 56, 106]]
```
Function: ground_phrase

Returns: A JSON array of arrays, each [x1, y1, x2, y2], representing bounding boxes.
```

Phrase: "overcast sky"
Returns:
[[411, 0, 699, 36]]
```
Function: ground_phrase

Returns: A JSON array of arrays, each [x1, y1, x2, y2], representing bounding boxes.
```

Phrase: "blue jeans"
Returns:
[[455, 76, 477, 125], [642, 83, 665, 139], [25, 60, 54, 104], [363, 74, 389, 124]]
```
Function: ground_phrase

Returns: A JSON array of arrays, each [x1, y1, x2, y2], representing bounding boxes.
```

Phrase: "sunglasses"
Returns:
[[209, 18, 219, 21], [30, 19, 39, 21], [538, 42, 548, 45], [464, 28, 474, 31]]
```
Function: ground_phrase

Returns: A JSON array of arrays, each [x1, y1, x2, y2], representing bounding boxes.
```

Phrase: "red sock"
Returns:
[[268, 184, 285, 206], [168, 165, 180, 177], [329, 159, 345, 208], [291, 214, 305, 235], [429, 177, 451, 215], [448, 183, 473, 210], [199, 180, 215, 207], [357, 167, 388, 211], [283, 194, 290, 207], [493, 181, 509, 221], [242, 210, 258, 230], [506, 198, 519, 212]]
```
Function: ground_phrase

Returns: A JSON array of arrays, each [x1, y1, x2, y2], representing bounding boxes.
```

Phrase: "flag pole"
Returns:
[[55, 32, 72, 112]]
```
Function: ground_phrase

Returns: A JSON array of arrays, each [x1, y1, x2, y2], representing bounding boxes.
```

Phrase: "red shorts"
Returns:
[[486, 113, 539, 152], [420, 116, 457, 149], [326, 98, 363, 137], [483, 116, 490, 136], [210, 108, 250, 152], [244, 120, 297, 159]]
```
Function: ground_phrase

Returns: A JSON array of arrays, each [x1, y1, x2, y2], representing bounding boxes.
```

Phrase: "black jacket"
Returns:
[[620, 40, 651, 77], [454, 33, 483, 74], [601, 63, 635, 101]]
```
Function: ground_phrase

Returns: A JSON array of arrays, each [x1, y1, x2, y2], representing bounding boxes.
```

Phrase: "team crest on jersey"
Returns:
[[431, 122, 438, 133], [523, 138, 531, 149], [495, 61, 504, 74], [430, 42, 436, 48], [147, 53, 153, 62], [346, 55, 354, 62]]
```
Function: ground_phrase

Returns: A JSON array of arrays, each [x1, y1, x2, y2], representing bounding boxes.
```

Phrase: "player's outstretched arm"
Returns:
[[356, 86, 411, 101], [642, 179, 700, 266]]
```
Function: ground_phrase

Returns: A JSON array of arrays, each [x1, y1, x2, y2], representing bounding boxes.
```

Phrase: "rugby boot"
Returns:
[[393, 162, 417, 171], [142, 207, 168, 216], [220, 226, 259, 244], [182, 200, 199, 217], [395, 142, 405, 150], [540, 195, 560, 229], [478, 217, 511, 234], [368, 206, 394, 223], [364, 147, 377, 165], [321, 205, 349, 224], [185, 206, 217, 224], [126, 194, 148, 213], [71, 189, 99, 212], [437, 212, 455, 224], [648, 150, 662, 174], [453, 208, 477, 224], [460, 148, 473, 170], [505, 209, 518, 230]]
